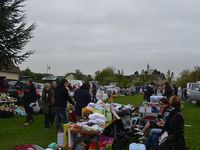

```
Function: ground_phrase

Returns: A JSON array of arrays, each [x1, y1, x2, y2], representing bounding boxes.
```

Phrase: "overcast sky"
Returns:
[[20, 0, 200, 76]]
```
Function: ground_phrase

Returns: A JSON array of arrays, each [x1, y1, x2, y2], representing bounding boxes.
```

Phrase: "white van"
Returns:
[[187, 82, 200, 104], [68, 80, 84, 87]]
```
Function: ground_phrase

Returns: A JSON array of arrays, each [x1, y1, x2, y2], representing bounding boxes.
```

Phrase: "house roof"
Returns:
[[0, 64, 20, 73]]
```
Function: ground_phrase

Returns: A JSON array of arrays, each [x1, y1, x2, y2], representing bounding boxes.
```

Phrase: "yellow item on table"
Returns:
[[63, 123, 73, 148]]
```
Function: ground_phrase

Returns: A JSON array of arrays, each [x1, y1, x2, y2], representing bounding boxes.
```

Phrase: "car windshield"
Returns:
[[15, 81, 26, 89], [8, 81, 17, 89], [191, 83, 199, 90]]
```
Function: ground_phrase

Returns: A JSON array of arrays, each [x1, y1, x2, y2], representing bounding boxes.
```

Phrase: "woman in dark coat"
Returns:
[[159, 96, 187, 150], [42, 83, 55, 128], [144, 98, 171, 150], [74, 83, 91, 120]]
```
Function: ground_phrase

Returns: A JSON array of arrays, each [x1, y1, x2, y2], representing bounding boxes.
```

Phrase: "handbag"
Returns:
[[159, 131, 168, 145], [30, 101, 40, 113]]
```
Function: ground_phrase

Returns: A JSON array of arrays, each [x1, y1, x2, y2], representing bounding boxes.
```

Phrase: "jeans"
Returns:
[[92, 95, 97, 102], [145, 128, 162, 150], [24, 104, 33, 123], [44, 111, 55, 128], [55, 107, 68, 129]]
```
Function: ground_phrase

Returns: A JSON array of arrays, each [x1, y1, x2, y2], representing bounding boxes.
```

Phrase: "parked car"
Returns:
[[187, 82, 200, 104], [7, 81, 25, 104], [7, 81, 18, 98], [8, 81, 44, 105]]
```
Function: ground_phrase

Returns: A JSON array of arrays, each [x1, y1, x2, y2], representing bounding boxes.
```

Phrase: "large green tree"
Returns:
[[0, 0, 35, 68], [176, 67, 200, 87], [95, 67, 116, 85]]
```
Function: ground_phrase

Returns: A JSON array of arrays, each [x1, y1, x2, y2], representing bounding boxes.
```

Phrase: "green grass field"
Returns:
[[0, 114, 56, 149], [0, 95, 200, 149]]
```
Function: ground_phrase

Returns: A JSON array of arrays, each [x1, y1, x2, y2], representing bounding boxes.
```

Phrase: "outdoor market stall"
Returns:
[[56, 101, 135, 150], [0, 93, 17, 117]]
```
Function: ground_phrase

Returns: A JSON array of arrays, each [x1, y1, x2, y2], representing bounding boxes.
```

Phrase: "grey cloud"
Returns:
[[20, 0, 200, 76]]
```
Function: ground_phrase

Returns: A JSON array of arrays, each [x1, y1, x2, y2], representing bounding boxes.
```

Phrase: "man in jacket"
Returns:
[[23, 78, 37, 126], [54, 79, 74, 130]]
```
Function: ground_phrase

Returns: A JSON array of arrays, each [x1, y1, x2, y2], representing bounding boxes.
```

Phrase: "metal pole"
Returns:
[[47, 65, 48, 74]]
